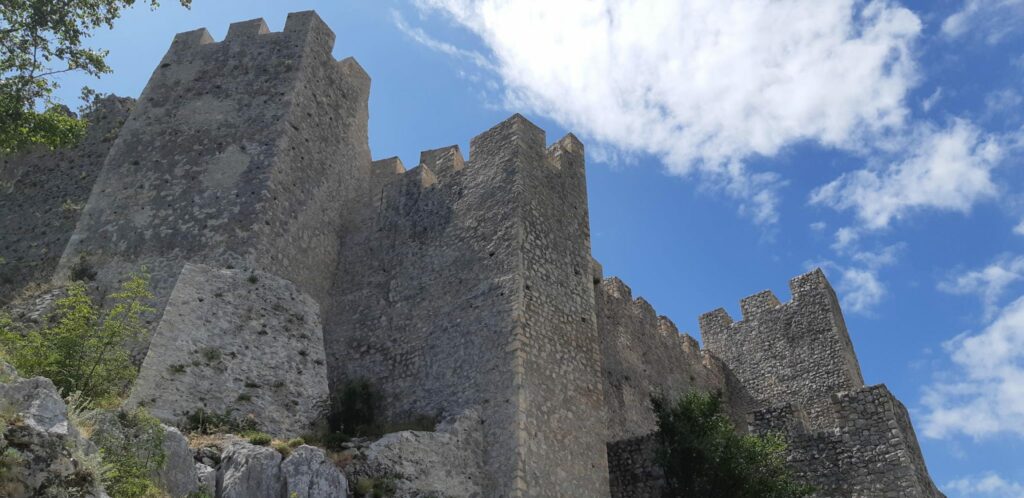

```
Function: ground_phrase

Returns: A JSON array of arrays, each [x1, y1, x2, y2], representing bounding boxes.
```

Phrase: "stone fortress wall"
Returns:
[[52, 12, 372, 317], [595, 276, 755, 441], [0, 10, 945, 498], [699, 269, 866, 430], [0, 96, 133, 305], [326, 117, 609, 496]]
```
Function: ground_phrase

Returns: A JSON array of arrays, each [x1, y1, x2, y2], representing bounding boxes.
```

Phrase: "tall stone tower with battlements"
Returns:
[[0, 11, 944, 498]]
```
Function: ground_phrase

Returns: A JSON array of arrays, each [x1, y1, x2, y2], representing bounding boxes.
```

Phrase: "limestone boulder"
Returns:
[[350, 408, 484, 498], [218, 441, 285, 498], [156, 426, 199, 497], [0, 363, 106, 497], [282, 445, 348, 498], [126, 263, 330, 437], [195, 463, 216, 495]]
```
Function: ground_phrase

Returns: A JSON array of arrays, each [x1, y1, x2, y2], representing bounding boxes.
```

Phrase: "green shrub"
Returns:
[[272, 441, 291, 458], [328, 379, 382, 437], [90, 408, 166, 498], [322, 431, 350, 451], [182, 408, 258, 435], [653, 392, 814, 498], [353, 476, 396, 497], [247, 432, 272, 446], [287, 437, 305, 448], [0, 271, 154, 406]]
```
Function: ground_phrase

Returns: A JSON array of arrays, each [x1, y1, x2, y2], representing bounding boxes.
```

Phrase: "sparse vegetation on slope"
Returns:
[[0, 270, 154, 407]]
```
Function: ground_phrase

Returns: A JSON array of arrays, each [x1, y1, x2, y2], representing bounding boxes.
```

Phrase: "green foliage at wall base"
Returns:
[[653, 391, 814, 498]]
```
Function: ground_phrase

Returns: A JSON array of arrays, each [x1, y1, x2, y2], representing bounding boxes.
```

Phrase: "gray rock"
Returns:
[[218, 441, 284, 498], [155, 425, 199, 497], [354, 409, 483, 498], [0, 362, 106, 497], [195, 462, 216, 495], [126, 263, 330, 437], [282, 445, 348, 498]]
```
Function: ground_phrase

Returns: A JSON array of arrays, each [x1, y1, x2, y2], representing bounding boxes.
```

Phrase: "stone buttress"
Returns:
[[53, 12, 372, 315], [326, 116, 609, 497]]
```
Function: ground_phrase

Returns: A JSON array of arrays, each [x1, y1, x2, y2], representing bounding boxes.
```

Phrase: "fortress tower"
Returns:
[[53, 12, 372, 313], [327, 118, 609, 496], [0, 10, 945, 498], [699, 269, 864, 429]]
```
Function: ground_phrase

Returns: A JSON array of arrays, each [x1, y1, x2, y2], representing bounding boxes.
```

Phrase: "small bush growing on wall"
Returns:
[[653, 391, 814, 498]]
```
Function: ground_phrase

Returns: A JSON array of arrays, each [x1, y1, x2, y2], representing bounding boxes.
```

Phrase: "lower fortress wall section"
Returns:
[[53, 12, 372, 320], [0, 97, 133, 304], [607, 435, 664, 498], [326, 116, 608, 497], [596, 277, 754, 441], [609, 386, 945, 498], [699, 269, 865, 430], [751, 385, 944, 497]]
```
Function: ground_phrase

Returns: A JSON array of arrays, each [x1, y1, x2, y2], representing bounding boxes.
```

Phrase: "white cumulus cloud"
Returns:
[[946, 472, 1024, 498], [810, 119, 1004, 230], [408, 0, 922, 224], [922, 295, 1024, 439]]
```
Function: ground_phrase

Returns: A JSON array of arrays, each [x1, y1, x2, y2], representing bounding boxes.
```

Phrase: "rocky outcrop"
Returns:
[[0, 362, 106, 497], [157, 426, 200, 497], [218, 442, 284, 498], [126, 263, 330, 437], [282, 445, 348, 498], [347, 409, 484, 498], [196, 462, 216, 494]]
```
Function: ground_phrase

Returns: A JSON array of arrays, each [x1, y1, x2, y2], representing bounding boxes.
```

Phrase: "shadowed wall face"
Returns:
[[327, 117, 610, 497], [0, 97, 134, 305], [700, 269, 864, 430]]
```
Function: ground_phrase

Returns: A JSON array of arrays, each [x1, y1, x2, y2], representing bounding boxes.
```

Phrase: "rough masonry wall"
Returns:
[[54, 12, 371, 320], [0, 97, 133, 304], [326, 115, 608, 497], [516, 126, 608, 497], [751, 385, 945, 497], [699, 269, 864, 430], [126, 263, 329, 437], [596, 277, 754, 441], [607, 435, 664, 498]]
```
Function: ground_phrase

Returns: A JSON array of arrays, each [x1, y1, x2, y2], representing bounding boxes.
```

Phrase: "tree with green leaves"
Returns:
[[0, 270, 155, 406], [652, 391, 815, 498], [0, 0, 190, 154]]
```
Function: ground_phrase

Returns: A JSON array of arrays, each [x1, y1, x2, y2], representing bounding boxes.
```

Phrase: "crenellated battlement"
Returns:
[[700, 268, 840, 330], [419, 145, 465, 176], [166, 11, 336, 57], [700, 268, 865, 430]]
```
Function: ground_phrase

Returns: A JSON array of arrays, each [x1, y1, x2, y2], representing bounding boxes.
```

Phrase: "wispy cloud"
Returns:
[[391, 9, 496, 71], [939, 254, 1024, 320], [406, 0, 922, 225], [810, 244, 903, 314], [942, 0, 1024, 44], [946, 472, 1024, 498]]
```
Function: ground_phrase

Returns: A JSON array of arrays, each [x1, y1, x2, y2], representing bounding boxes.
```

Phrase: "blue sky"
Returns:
[[51, 1, 1024, 495]]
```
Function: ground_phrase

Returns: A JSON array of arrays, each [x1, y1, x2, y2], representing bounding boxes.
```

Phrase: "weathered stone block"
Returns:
[[126, 263, 328, 437]]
